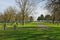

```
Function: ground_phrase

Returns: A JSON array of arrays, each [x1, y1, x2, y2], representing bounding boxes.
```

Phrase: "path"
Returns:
[[37, 22, 51, 30]]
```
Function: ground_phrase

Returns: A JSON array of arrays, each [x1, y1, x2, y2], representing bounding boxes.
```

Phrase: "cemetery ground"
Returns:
[[0, 22, 60, 40]]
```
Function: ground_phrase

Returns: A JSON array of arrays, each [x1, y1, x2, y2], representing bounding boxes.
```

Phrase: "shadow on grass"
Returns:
[[0, 27, 60, 40]]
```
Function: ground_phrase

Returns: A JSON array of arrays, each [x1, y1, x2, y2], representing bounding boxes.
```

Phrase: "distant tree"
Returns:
[[16, 12, 22, 23], [37, 16, 41, 21], [30, 16, 33, 22], [16, 12, 29, 23], [24, 14, 29, 22], [55, 13, 60, 21], [0, 13, 4, 22], [45, 15, 52, 20], [37, 14, 44, 21], [40, 14, 44, 20]]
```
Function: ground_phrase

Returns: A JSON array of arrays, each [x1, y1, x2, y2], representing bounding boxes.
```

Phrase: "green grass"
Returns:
[[17, 22, 38, 27], [0, 22, 38, 30], [40, 22, 60, 27], [0, 22, 38, 28], [0, 22, 60, 40], [0, 27, 60, 40]]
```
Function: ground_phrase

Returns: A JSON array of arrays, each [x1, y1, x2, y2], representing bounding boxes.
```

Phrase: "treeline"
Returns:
[[0, 7, 34, 30], [46, 0, 60, 24], [37, 14, 52, 21], [37, 0, 60, 24], [37, 14, 60, 23], [0, 7, 33, 23]]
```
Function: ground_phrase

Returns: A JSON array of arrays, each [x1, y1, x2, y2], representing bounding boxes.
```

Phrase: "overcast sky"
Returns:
[[0, 0, 50, 20], [0, 0, 16, 12]]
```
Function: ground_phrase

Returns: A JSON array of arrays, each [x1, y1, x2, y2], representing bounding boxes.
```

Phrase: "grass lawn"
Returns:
[[0, 22, 38, 30], [40, 22, 60, 27], [0, 22, 38, 28], [0, 22, 60, 40], [0, 27, 60, 40], [17, 22, 38, 27]]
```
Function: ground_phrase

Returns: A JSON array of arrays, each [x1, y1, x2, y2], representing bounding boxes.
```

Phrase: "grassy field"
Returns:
[[17, 22, 38, 27], [0, 22, 39, 30], [0, 22, 60, 40], [40, 22, 60, 27], [0, 22, 38, 27], [0, 27, 60, 40]]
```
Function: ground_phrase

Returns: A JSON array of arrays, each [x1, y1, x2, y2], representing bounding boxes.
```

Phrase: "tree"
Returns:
[[45, 15, 52, 20], [37, 17, 41, 21], [0, 13, 4, 22], [16, 0, 45, 25], [29, 16, 33, 22], [3, 7, 16, 30], [37, 14, 44, 21], [4, 7, 16, 22], [46, 0, 60, 24], [16, 12, 29, 23], [16, 12, 22, 23]]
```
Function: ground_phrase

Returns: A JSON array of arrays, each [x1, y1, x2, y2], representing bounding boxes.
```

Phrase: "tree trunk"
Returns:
[[14, 24, 17, 30], [52, 16, 55, 24], [4, 23, 6, 30], [22, 9, 25, 25], [22, 14, 24, 25]]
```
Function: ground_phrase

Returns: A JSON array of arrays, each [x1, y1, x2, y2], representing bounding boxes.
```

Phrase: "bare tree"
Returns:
[[16, 0, 44, 25], [4, 7, 16, 22], [46, 0, 60, 24], [0, 13, 4, 22], [3, 7, 16, 30]]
